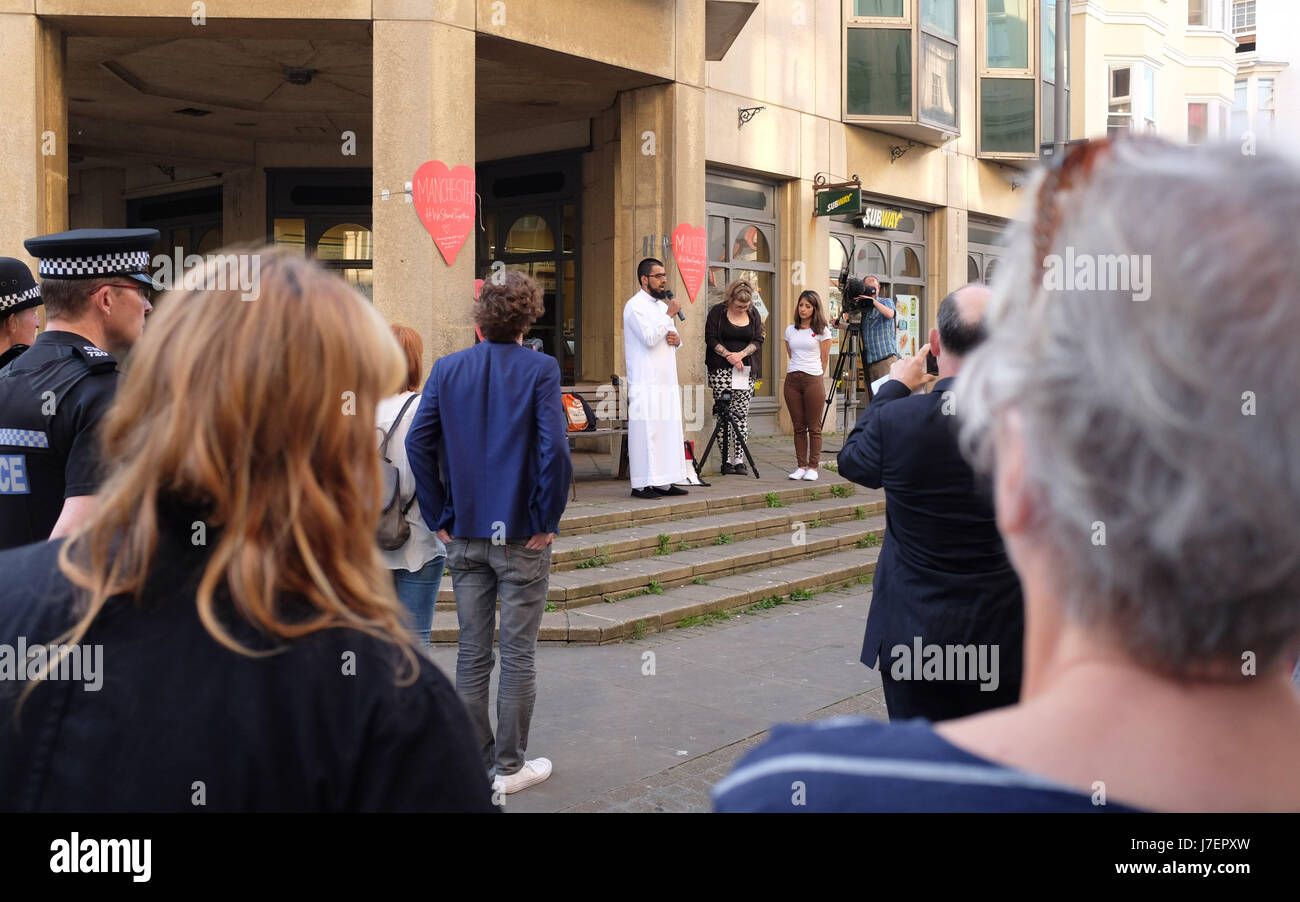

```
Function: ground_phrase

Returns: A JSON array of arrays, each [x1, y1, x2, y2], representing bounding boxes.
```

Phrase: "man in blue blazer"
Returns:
[[406, 271, 573, 796], [838, 284, 1023, 722]]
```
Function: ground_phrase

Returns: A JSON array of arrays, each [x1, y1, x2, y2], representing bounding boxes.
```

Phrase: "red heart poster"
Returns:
[[672, 223, 707, 304], [412, 161, 476, 266]]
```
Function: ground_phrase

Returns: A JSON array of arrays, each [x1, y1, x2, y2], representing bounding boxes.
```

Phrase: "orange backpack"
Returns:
[[562, 393, 596, 433]]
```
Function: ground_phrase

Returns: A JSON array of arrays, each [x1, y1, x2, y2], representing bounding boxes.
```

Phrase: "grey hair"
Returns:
[[955, 140, 1300, 678]]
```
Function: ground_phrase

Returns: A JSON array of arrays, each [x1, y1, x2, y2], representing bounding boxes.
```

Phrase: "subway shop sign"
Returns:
[[814, 188, 862, 217], [854, 206, 903, 230]]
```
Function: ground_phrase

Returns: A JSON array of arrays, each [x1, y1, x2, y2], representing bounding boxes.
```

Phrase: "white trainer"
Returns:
[[492, 758, 553, 795], [802, 469, 819, 480], [788, 468, 807, 480]]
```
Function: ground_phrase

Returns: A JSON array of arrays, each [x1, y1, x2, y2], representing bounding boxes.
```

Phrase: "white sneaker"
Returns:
[[492, 758, 553, 795], [788, 468, 807, 480], [802, 469, 819, 481]]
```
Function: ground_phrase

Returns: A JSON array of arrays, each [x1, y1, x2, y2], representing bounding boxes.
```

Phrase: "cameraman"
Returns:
[[834, 275, 897, 400]]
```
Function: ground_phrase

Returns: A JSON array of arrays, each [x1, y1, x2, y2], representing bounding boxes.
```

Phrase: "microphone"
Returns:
[[666, 289, 685, 321]]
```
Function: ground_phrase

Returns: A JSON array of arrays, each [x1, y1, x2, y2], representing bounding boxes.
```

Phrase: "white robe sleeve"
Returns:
[[626, 298, 673, 349]]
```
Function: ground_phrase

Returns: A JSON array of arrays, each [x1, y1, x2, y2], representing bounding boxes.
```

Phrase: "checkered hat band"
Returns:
[[38, 250, 151, 278], [0, 285, 39, 312], [0, 428, 49, 449]]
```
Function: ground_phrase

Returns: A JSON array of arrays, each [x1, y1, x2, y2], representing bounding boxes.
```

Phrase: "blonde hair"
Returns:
[[725, 279, 754, 308], [26, 248, 415, 711]]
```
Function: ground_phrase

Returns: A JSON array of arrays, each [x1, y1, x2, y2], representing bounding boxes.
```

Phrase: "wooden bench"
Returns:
[[561, 374, 629, 499]]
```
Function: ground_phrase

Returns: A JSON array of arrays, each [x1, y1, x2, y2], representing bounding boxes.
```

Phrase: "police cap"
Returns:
[[23, 228, 160, 288], [0, 257, 40, 316]]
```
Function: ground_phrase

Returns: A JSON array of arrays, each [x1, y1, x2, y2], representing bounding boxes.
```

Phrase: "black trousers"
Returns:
[[878, 663, 1021, 722]]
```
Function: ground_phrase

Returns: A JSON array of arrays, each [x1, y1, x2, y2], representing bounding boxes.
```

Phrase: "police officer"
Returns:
[[0, 228, 158, 550], [0, 258, 42, 370]]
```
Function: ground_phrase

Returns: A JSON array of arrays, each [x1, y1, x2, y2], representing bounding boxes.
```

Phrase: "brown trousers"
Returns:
[[783, 370, 826, 469]]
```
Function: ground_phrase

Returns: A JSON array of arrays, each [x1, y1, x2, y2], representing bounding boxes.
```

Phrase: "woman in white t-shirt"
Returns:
[[783, 290, 834, 480], [377, 325, 447, 647]]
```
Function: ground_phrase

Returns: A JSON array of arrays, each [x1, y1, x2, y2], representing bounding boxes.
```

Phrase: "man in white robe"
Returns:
[[623, 258, 691, 498]]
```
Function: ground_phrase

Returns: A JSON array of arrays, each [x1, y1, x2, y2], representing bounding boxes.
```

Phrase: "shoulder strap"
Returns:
[[380, 393, 420, 458]]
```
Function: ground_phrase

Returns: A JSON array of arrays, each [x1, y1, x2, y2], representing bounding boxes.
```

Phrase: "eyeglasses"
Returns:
[[647, 272, 667, 280], [105, 282, 154, 302]]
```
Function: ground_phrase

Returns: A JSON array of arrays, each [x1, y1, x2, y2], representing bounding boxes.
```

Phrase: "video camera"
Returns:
[[837, 268, 879, 315]]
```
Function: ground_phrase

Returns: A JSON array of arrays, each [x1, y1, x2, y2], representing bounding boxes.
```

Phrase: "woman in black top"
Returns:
[[704, 279, 765, 474], [0, 249, 495, 812]]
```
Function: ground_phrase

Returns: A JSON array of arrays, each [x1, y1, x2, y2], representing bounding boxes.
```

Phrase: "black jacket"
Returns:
[[838, 378, 1024, 678], [0, 507, 496, 812]]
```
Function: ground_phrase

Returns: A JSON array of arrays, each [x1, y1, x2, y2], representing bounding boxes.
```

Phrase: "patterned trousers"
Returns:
[[707, 366, 755, 463]]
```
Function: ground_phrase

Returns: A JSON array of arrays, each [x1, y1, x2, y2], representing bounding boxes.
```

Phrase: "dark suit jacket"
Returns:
[[406, 340, 573, 539], [837, 377, 1024, 678]]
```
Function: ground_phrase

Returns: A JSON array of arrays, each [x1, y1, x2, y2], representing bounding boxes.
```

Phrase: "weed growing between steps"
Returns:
[[831, 484, 851, 498], [713, 533, 733, 545], [676, 611, 732, 628], [693, 577, 708, 585], [576, 545, 612, 569], [765, 492, 783, 508], [854, 506, 866, 520], [655, 534, 671, 555], [856, 533, 880, 549]]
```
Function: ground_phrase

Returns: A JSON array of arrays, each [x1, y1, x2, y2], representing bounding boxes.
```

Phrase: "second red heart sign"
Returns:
[[671, 222, 707, 304]]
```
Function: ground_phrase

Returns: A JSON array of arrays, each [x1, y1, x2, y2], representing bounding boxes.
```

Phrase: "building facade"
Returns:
[[0, 0, 1242, 454]]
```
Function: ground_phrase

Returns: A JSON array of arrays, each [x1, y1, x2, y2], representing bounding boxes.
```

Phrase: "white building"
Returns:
[[1228, 0, 1298, 146]]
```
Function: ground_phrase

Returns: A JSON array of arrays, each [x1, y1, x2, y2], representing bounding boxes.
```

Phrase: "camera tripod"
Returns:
[[694, 393, 760, 480], [821, 314, 869, 443]]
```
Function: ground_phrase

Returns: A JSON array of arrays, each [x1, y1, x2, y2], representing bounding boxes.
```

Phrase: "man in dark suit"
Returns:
[[838, 284, 1023, 722], [406, 271, 573, 796]]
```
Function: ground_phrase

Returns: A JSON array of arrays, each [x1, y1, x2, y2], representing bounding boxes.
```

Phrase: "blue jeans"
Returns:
[[446, 537, 550, 776], [392, 556, 446, 647]]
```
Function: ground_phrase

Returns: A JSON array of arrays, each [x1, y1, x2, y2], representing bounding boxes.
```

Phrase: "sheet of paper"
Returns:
[[732, 364, 751, 390]]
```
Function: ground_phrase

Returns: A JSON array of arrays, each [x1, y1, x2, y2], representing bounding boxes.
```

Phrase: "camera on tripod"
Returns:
[[713, 390, 733, 414], [838, 272, 878, 315]]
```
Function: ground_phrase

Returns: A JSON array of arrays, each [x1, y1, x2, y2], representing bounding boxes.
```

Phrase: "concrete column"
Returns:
[[70, 168, 125, 230], [372, 14, 475, 376], [930, 205, 967, 333], [0, 14, 66, 265], [221, 168, 267, 246], [614, 80, 709, 463]]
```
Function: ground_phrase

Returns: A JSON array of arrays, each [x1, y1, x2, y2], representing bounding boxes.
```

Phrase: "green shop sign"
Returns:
[[814, 187, 862, 217]]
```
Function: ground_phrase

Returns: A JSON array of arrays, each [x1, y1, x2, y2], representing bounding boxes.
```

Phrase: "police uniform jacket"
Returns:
[[0, 496, 497, 812], [0, 331, 119, 550]]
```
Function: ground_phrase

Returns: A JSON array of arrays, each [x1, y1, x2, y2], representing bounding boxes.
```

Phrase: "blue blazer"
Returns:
[[837, 377, 1024, 675], [406, 341, 573, 539]]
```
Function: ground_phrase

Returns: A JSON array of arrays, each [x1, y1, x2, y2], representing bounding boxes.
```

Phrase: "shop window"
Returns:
[[968, 255, 981, 283], [505, 215, 555, 255], [844, 0, 959, 143], [855, 241, 888, 277], [316, 223, 372, 261], [894, 246, 922, 278], [708, 172, 778, 398], [977, 0, 1068, 161], [984, 257, 1000, 286]]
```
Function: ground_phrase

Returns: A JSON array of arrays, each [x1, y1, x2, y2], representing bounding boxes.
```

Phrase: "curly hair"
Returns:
[[475, 271, 544, 342], [724, 279, 754, 308]]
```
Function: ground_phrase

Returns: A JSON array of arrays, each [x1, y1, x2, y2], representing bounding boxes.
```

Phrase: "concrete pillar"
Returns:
[[0, 14, 66, 265], [930, 205, 967, 334], [70, 168, 126, 230], [611, 0, 708, 465], [372, 12, 475, 376], [614, 80, 709, 465], [222, 168, 267, 246]]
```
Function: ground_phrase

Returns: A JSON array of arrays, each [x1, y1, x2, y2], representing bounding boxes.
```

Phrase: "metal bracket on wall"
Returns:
[[813, 172, 861, 191], [738, 106, 766, 128], [889, 141, 916, 164]]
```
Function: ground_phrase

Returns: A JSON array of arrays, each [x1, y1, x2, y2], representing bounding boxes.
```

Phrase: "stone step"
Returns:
[[434, 513, 886, 611], [550, 496, 887, 571], [555, 480, 872, 536], [429, 546, 883, 645]]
